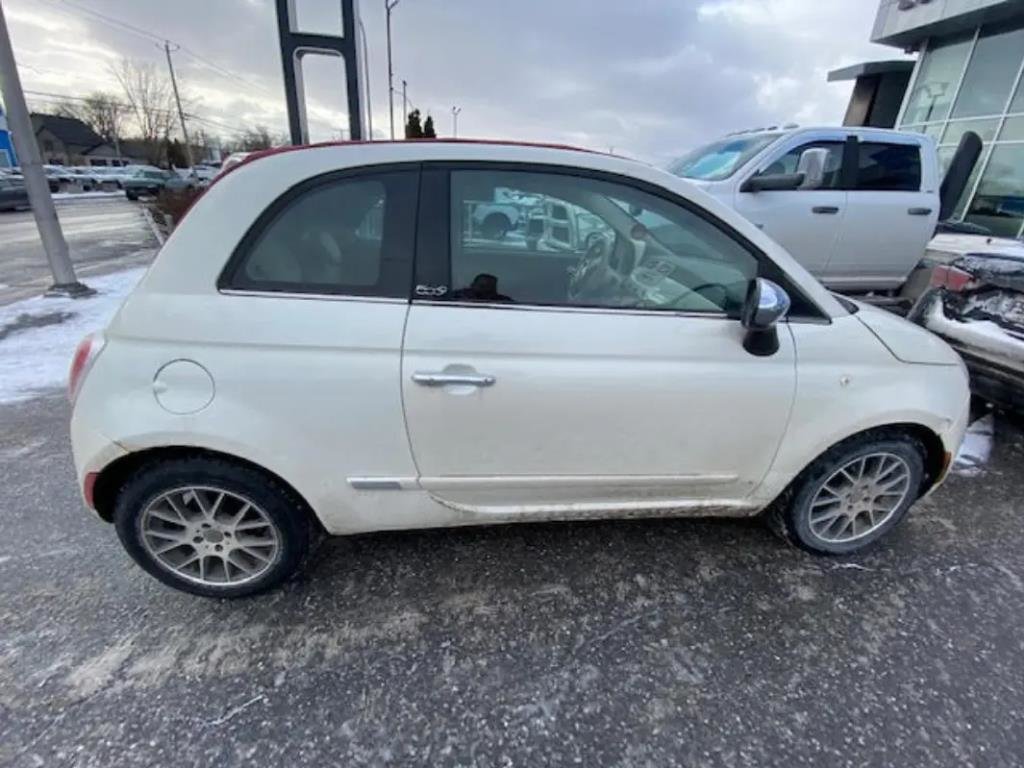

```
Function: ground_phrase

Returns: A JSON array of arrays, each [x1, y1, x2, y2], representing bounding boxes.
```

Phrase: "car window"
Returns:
[[223, 171, 417, 297], [667, 134, 782, 181], [754, 141, 844, 189], [855, 143, 921, 192], [447, 170, 759, 315]]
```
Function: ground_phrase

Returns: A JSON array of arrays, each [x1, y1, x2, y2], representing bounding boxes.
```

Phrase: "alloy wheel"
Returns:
[[807, 452, 912, 544], [140, 486, 280, 587]]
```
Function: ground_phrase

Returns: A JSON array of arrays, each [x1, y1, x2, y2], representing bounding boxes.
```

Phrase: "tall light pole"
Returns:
[[401, 79, 407, 135], [358, 17, 372, 139], [385, 0, 400, 140], [451, 105, 461, 138], [163, 41, 194, 170], [0, 2, 89, 296]]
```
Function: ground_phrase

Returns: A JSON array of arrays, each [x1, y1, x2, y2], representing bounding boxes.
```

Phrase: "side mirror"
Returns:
[[741, 278, 791, 356], [740, 172, 805, 193], [796, 147, 829, 190]]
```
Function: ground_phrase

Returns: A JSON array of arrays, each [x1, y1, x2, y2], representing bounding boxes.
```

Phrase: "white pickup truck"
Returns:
[[667, 126, 961, 294]]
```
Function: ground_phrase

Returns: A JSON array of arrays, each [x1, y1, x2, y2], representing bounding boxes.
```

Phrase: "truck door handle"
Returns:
[[812, 206, 840, 214], [908, 207, 933, 216], [412, 372, 496, 387]]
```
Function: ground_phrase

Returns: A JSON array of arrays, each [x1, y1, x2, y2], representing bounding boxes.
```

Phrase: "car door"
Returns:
[[400, 165, 798, 517], [827, 139, 938, 290], [732, 136, 848, 279], [212, 165, 422, 529]]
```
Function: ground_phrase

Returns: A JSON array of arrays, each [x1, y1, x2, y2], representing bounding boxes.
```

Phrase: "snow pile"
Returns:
[[953, 414, 994, 477], [0, 268, 145, 404]]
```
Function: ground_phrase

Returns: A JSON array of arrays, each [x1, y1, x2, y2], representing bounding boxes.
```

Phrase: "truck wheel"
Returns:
[[481, 213, 511, 240]]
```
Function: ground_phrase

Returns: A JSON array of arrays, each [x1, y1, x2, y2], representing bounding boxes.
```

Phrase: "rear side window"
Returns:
[[221, 170, 417, 297], [855, 143, 921, 191]]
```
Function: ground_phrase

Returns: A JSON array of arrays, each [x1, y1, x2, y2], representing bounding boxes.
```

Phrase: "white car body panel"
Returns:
[[71, 141, 969, 537], [402, 303, 795, 512]]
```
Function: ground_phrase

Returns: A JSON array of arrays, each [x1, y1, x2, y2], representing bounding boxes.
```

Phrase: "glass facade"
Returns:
[[900, 19, 1024, 237]]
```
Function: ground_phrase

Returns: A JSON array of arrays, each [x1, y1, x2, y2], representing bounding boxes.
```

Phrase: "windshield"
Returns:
[[667, 133, 782, 181]]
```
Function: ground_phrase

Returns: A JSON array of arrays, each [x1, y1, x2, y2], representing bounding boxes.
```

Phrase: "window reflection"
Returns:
[[965, 146, 1024, 237]]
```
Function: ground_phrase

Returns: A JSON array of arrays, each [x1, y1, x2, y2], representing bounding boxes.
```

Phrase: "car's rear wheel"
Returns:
[[768, 432, 926, 555], [113, 457, 312, 597]]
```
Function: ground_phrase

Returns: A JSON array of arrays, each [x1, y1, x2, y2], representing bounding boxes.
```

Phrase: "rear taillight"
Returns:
[[930, 264, 975, 292], [68, 332, 106, 403]]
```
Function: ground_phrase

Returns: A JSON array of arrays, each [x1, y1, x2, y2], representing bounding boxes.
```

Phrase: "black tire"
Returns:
[[481, 213, 511, 240], [113, 456, 313, 598], [766, 431, 926, 555], [125, 190, 138, 201]]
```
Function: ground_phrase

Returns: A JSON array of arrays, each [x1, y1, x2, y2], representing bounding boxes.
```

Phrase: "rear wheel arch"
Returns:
[[91, 446, 322, 531]]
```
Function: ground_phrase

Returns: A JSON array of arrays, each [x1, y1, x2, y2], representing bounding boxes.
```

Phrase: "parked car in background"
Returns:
[[215, 152, 250, 178], [90, 166, 135, 189], [123, 167, 176, 200], [667, 126, 976, 298], [909, 234, 1024, 411], [43, 165, 73, 192], [0, 174, 30, 211], [70, 140, 970, 597]]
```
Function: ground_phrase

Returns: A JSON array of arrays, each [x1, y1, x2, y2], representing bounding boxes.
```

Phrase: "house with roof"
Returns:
[[29, 113, 124, 166]]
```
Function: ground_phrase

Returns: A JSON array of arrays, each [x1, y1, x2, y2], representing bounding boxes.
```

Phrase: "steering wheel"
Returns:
[[568, 237, 616, 302]]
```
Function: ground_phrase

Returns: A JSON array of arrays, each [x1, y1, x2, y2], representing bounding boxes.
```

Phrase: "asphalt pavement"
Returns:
[[0, 197, 157, 305], [1, 391, 1023, 767]]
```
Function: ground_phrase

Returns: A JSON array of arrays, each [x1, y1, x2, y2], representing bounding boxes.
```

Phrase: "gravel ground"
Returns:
[[1, 393, 1023, 767]]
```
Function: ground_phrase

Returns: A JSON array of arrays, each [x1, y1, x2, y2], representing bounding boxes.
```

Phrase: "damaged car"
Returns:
[[910, 242, 1024, 411]]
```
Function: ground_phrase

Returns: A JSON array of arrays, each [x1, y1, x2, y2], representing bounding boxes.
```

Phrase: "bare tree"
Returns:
[[80, 92, 126, 146], [228, 125, 285, 152], [110, 59, 177, 164]]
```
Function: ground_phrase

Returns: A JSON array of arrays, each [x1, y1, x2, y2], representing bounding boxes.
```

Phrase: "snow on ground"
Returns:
[[953, 414, 995, 477], [0, 268, 145, 404], [53, 191, 126, 202]]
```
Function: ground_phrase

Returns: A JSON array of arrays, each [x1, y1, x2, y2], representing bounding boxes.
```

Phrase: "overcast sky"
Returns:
[[4, 0, 908, 162]]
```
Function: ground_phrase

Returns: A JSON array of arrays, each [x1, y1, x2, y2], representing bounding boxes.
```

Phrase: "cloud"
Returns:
[[4, 0, 908, 161]]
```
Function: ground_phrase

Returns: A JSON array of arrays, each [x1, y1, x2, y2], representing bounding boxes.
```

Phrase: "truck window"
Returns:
[[754, 141, 844, 189], [855, 143, 921, 192]]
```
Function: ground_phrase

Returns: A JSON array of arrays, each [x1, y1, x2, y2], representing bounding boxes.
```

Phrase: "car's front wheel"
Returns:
[[113, 457, 313, 597], [768, 432, 926, 555]]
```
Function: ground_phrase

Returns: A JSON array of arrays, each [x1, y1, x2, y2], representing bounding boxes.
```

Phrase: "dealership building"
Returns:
[[831, 0, 1024, 237]]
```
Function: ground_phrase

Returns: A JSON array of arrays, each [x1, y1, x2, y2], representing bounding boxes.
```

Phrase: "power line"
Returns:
[[40, 0, 274, 97], [24, 89, 254, 136]]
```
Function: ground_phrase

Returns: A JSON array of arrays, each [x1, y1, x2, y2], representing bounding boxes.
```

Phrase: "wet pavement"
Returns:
[[1, 393, 1023, 767], [0, 198, 156, 305]]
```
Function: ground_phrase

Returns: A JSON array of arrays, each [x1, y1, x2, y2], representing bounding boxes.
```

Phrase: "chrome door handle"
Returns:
[[412, 372, 496, 387], [812, 206, 840, 214], [908, 207, 933, 216]]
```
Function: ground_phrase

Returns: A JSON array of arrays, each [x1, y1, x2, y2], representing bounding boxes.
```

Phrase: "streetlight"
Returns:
[[386, 0, 400, 140], [451, 105, 462, 138]]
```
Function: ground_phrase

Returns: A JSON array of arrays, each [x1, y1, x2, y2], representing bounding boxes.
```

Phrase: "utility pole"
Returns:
[[386, 0, 400, 140], [401, 79, 407, 135], [451, 105, 461, 138], [163, 40, 194, 171], [358, 17, 372, 139], [0, 3, 89, 296]]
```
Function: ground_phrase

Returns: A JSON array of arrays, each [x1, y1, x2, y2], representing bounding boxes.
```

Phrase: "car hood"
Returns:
[[852, 300, 961, 366]]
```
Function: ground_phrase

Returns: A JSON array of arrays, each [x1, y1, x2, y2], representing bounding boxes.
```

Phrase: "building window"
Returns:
[[901, 33, 973, 124], [964, 145, 1024, 238], [950, 22, 1024, 119], [899, 19, 1024, 236]]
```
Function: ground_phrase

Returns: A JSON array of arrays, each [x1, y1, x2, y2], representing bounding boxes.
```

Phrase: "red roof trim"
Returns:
[[221, 138, 605, 181]]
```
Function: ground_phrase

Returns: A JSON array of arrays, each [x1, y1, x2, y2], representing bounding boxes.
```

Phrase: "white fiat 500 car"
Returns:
[[69, 140, 970, 597]]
